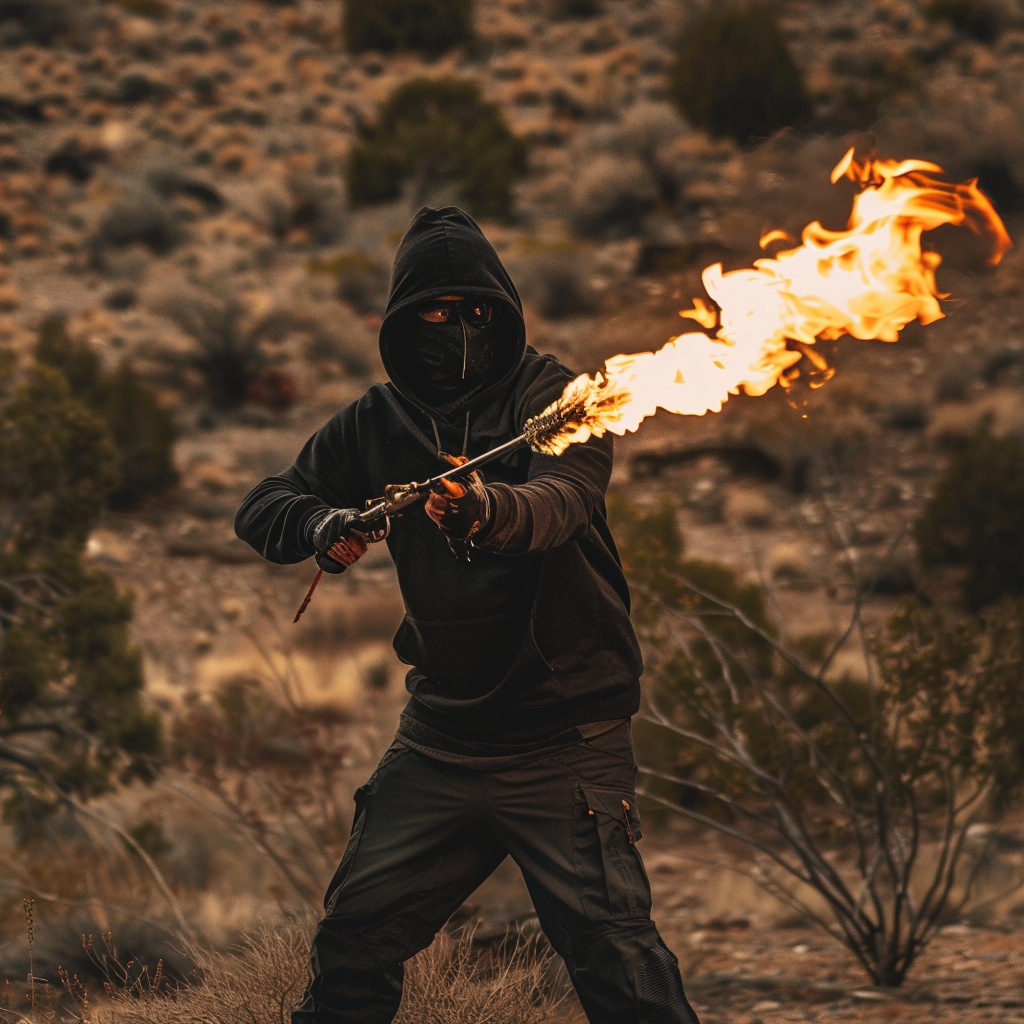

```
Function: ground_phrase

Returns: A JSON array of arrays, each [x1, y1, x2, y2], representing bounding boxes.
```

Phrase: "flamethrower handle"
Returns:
[[294, 430, 534, 623]]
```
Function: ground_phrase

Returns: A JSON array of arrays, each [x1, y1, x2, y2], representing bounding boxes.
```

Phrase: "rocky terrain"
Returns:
[[2, 0, 1024, 1017]]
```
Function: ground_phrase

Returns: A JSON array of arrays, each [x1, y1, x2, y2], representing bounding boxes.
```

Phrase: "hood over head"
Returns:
[[379, 207, 526, 421]]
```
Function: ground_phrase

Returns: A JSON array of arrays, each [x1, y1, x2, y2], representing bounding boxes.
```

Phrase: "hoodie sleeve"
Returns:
[[234, 403, 373, 564], [472, 432, 612, 554]]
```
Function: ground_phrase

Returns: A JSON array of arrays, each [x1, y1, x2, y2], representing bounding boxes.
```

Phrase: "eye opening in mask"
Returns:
[[416, 299, 493, 327]]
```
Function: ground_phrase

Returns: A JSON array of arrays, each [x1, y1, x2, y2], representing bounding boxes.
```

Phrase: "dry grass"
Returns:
[[98, 920, 576, 1024]]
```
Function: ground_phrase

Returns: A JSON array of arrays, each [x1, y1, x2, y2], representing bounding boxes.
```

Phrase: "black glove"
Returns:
[[306, 508, 367, 574], [424, 473, 491, 541]]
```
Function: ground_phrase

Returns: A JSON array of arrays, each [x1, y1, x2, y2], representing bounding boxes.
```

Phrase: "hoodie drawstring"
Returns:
[[430, 412, 471, 459], [460, 314, 468, 380]]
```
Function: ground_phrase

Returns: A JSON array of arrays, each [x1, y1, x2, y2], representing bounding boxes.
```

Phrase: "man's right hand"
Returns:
[[307, 508, 368, 574]]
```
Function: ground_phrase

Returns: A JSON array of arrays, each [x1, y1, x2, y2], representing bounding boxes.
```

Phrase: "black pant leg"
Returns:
[[487, 723, 701, 1024], [293, 744, 506, 1024]]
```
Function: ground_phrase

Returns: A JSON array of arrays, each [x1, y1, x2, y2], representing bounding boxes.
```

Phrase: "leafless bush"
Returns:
[[162, 600, 391, 904], [616, 500, 1024, 987]]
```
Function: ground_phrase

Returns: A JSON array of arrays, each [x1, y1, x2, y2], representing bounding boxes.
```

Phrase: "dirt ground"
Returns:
[[461, 826, 1024, 1023]]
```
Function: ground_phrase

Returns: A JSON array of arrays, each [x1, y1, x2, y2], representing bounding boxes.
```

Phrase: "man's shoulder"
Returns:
[[520, 348, 577, 381], [512, 350, 577, 418], [316, 382, 400, 428]]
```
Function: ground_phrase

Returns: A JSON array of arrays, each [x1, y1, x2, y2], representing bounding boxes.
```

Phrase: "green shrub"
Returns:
[[343, 0, 473, 56], [915, 430, 1024, 612], [0, 0, 84, 43], [0, 363, 160, 835], [110, 0, 169, 17], [669, 2, 812, 144], [348, 78, 528, 222], [925, 0, 1002, 43], [35, 317, 178, 510], [542, 0, 601, 18]]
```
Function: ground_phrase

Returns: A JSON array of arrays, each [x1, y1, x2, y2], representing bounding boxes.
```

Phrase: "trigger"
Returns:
[[439, 477, 467, 498]]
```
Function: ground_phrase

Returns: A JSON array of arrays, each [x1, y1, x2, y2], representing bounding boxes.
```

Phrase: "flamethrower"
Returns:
[[292, 393, 589, 622], [294, 149, 1011, 623]]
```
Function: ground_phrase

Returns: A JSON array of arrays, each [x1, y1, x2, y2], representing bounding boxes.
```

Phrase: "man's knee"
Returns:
[[312, 912, 434, 974], [566, 920, 700, 1024]]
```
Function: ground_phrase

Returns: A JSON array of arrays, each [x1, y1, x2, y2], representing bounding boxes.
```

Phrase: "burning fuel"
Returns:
[[526, 150, 1012, 457]]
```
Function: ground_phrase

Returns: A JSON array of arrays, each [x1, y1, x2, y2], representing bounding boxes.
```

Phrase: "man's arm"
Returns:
[[234, 404, 372, 564], [471, 433, 612, 554]]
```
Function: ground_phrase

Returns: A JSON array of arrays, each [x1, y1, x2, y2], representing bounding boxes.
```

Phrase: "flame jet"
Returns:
[[528, 150, 1012, 456]]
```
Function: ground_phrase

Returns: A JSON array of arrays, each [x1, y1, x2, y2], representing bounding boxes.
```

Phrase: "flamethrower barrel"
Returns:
[[432, 430, 531, 482], [293, 399, 580, 622]]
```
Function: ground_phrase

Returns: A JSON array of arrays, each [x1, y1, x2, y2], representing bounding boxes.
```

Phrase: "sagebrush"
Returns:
[[348, 78, 528, 221], [343, 0, 473, 55], [669, 2, 812, 144]]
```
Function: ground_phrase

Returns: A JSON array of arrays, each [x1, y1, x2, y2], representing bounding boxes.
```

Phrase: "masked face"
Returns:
[[403, 296, 504, 405]]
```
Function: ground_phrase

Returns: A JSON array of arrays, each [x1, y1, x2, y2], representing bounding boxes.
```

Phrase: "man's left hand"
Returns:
[[425, 473, 491, 540]]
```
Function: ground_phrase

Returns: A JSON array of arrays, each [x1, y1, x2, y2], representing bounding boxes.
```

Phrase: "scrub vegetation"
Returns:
[[342, 0, 474, 56], [35, 316, 178, 510], [88, 924, 569, 1024], [925, 0, 1005, 43], [348, 78, 528, 221], [3, 0, 1024, 1017], [915, 430, 1024, 612], [0, 358, 161, 837], [614, 498, 1024, 987], [669, 2, 813, 144]]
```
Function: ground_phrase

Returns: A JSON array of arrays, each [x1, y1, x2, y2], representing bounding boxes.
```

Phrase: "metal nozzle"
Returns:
[[523, 395, 588, 452]]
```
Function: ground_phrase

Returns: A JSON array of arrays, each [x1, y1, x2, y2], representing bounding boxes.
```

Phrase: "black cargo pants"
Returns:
[[291, 721, 700, 1024]]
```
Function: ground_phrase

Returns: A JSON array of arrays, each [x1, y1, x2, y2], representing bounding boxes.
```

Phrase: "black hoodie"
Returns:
[[234, 207, 642, 742]]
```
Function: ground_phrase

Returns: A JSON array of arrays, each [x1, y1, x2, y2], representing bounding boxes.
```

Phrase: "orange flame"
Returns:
[[531, 150, 1011, 456]]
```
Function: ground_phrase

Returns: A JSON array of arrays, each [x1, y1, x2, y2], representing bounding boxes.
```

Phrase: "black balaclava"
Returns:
[[379, 208, 527, 424], [391, 298, 516, 410]]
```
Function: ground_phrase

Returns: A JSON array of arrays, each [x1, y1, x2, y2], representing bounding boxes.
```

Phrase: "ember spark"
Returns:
[[527, 150, 1011, 457]]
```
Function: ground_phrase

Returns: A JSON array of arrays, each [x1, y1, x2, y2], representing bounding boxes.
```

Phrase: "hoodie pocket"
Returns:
[[393, 612, 527, 692]]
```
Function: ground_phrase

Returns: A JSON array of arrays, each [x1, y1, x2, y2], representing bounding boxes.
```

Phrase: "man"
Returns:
[[235, 207, 700, 1024]]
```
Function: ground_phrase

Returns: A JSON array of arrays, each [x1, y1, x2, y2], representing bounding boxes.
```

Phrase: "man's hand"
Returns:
[[307, 508, 368, 574], [425, 473, 491, 540]]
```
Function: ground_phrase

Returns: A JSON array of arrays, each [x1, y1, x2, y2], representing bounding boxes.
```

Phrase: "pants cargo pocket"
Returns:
[[324, 779, 373, 913], [323, 744, 407, 914], [575, 782, 652, 920]]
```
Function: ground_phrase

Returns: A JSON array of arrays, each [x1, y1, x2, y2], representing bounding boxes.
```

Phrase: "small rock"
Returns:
[[188, 459, 237, 492], [723, 485, 773, 528], [751, 1001, 781, 1013], [103, 284, 137, 310], [114, 72, 168, 104], [193, 630, 214, 654], [768, 542, 810, 585], [219, 597, 244, 621]]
